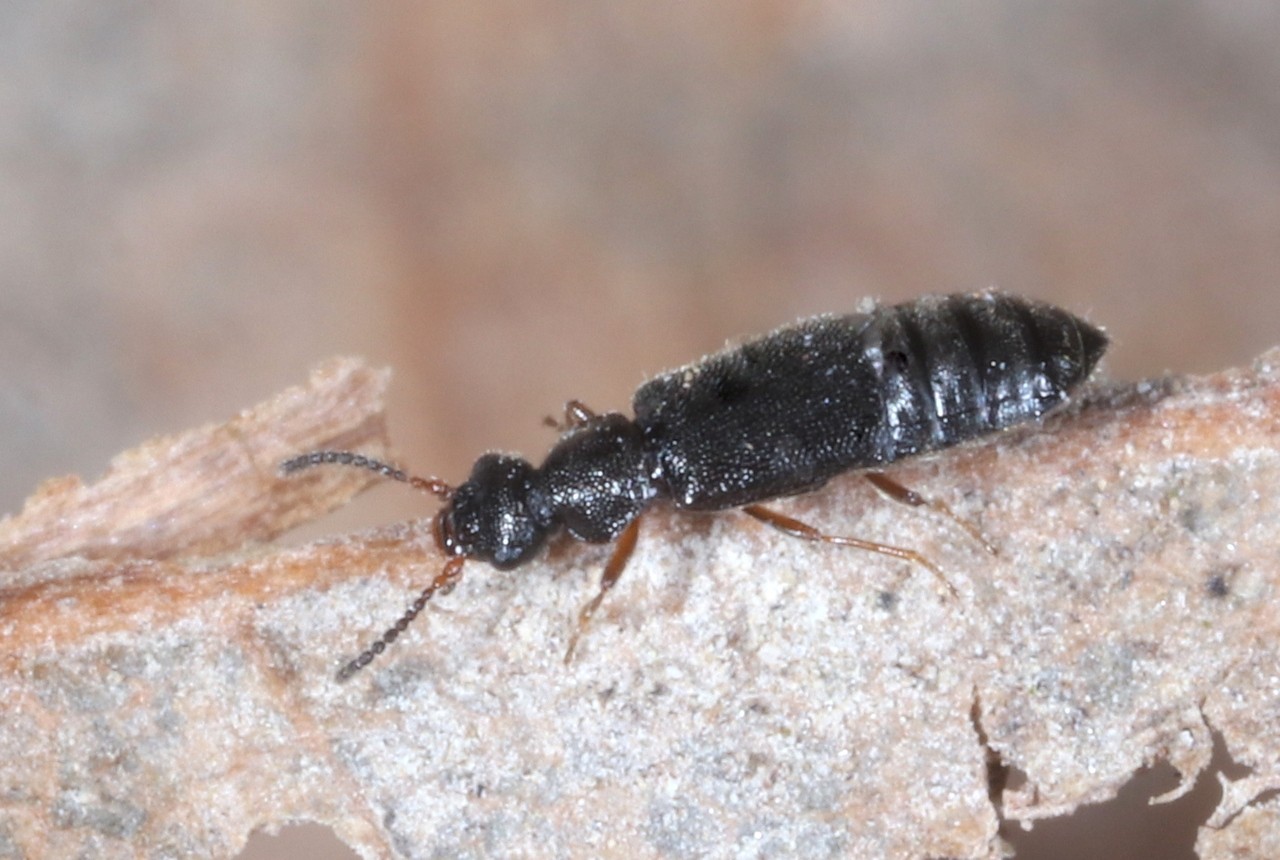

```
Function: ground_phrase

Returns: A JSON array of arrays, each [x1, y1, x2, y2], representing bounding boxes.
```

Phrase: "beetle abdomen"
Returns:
[[634, 291, 1107, 510]]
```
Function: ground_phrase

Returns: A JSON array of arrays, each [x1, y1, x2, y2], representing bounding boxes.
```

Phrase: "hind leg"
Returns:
[[863, 471, 996, 555]]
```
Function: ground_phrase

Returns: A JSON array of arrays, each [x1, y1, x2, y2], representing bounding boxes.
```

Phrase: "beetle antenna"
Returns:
[[336, 555, 467, 681], [281, 450, 454, 500]]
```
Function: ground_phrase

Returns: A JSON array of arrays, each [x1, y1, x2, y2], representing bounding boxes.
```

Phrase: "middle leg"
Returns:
[[742, 504, 957, 597]]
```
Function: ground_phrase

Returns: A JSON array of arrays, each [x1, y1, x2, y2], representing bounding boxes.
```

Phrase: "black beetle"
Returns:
[[283, 291, 1106, 678]]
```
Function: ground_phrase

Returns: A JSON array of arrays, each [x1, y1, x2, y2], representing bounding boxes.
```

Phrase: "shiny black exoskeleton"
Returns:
[[284, 291, 1107, 678], [442, 412, 654, 569]]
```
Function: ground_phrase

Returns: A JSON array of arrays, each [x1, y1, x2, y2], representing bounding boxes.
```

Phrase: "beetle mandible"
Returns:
[[283, 291, 1107, 679]]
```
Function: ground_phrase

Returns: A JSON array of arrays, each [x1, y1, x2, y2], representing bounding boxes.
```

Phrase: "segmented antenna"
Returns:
[[280, 450, 455, 500], [335, 555, 466, 681], [281, 450, 463, 679]]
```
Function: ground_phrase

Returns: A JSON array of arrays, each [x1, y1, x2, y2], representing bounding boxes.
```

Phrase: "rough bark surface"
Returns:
[[2, 353, 1278, 859]]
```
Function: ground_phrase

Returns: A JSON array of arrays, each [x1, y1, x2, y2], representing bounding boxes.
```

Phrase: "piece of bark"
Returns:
[[2, 352, 1279, 859], [0, 357, 392, 574]]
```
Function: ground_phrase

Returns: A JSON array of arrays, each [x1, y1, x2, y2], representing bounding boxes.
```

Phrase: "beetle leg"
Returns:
[[542, 399, 599, 431], [742, 504, 957, 598], [863, 471, 997, 555], [564, 517, 641, 663]]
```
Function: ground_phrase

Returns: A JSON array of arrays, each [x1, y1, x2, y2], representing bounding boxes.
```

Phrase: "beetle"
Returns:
[[283, 291, 1107, 679]]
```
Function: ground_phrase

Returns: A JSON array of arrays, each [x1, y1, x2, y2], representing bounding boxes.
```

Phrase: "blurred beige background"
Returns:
[[2, 3, 1276, 859]]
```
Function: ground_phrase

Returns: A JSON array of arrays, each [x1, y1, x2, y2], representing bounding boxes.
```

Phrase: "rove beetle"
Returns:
[[283, 291, 1107, 679]]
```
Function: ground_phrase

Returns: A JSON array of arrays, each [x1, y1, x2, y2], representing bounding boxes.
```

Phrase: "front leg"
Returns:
[[563, 517, 642, 663], [543, 400, 598, 432]]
